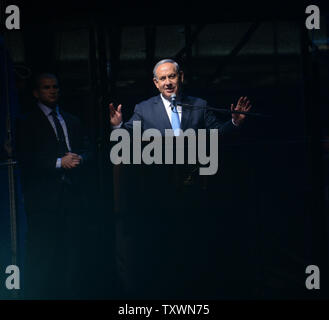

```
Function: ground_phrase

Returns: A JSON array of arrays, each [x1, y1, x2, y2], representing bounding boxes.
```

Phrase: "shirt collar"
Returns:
[[38, 102, 59, 117], [160, 94, 171, 108], [160, 93, 183, 108]]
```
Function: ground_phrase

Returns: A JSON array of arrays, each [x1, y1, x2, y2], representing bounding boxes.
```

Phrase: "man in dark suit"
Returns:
[[109, 59, 253, 299], [109, 58, 251, 133], [16, 73, 92, 299]]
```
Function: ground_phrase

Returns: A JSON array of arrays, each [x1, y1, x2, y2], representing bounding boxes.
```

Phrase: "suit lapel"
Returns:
[[153, 95, 193, 132], [35, 107, 58, 143], [180, 95, 191, 131], [60, 111, 72, 142], [154, 95, 172, 131]]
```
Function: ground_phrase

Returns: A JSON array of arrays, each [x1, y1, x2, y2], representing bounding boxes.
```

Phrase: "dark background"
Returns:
[[1, 0, 329, 299]]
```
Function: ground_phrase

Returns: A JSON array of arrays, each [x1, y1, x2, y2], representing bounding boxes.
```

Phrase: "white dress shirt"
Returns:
[[38, 102, 71, 168]]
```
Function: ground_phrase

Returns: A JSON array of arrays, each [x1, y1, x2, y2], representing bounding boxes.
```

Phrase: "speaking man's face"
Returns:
[[153, 62, 184, 100], [33, 77, 59, 108]]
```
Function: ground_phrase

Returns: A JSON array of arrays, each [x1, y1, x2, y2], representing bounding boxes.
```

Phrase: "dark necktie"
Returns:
[[50, 110, 69, 155]]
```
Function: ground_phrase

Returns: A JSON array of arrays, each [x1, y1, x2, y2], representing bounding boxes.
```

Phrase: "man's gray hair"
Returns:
[[153, 59, 180, 79], [34, 73, 58, 89]]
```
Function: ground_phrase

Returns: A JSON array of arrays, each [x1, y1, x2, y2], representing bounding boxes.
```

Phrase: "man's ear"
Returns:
[[33, 90, 39, 99], [153, 77, 159, 89]]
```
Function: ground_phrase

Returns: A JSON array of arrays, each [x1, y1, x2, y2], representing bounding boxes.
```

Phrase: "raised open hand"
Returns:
[[231, 96, 252, 126], [109, 102, 122, 127]]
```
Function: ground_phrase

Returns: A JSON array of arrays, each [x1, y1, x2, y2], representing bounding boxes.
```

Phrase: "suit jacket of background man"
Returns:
[[16, 106, 92, 216], [123, 94, 239, 135]]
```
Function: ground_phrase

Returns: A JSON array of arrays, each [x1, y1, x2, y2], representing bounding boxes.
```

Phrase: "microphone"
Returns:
[[170, 93, 177, 110]]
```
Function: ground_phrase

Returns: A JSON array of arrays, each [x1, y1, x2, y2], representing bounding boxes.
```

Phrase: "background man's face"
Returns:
[[153, 62, 184, 100], [33, 77, 59, 108]]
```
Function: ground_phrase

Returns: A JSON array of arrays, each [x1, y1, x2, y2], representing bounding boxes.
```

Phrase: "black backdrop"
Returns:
[[1, 0, 329, 299]]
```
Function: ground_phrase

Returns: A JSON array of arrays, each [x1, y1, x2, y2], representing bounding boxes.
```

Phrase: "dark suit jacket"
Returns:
[[123, 94, 238, 135], [16, 106, 92, 216]]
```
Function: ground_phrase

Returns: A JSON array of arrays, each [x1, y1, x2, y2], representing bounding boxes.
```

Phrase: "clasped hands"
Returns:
[[61, 152, 82, 169]]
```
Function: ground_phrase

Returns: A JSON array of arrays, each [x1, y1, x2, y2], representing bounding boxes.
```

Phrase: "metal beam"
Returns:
[[144, 25, 156, 70], [174, 24, 206, 65], [208, 21, 261, 85], [108, 25, 122, 99], [144, 25, 156, 96]]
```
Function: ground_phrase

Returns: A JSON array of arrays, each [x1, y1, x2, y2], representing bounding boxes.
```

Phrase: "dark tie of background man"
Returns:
[[50, 110, 69, 155]]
